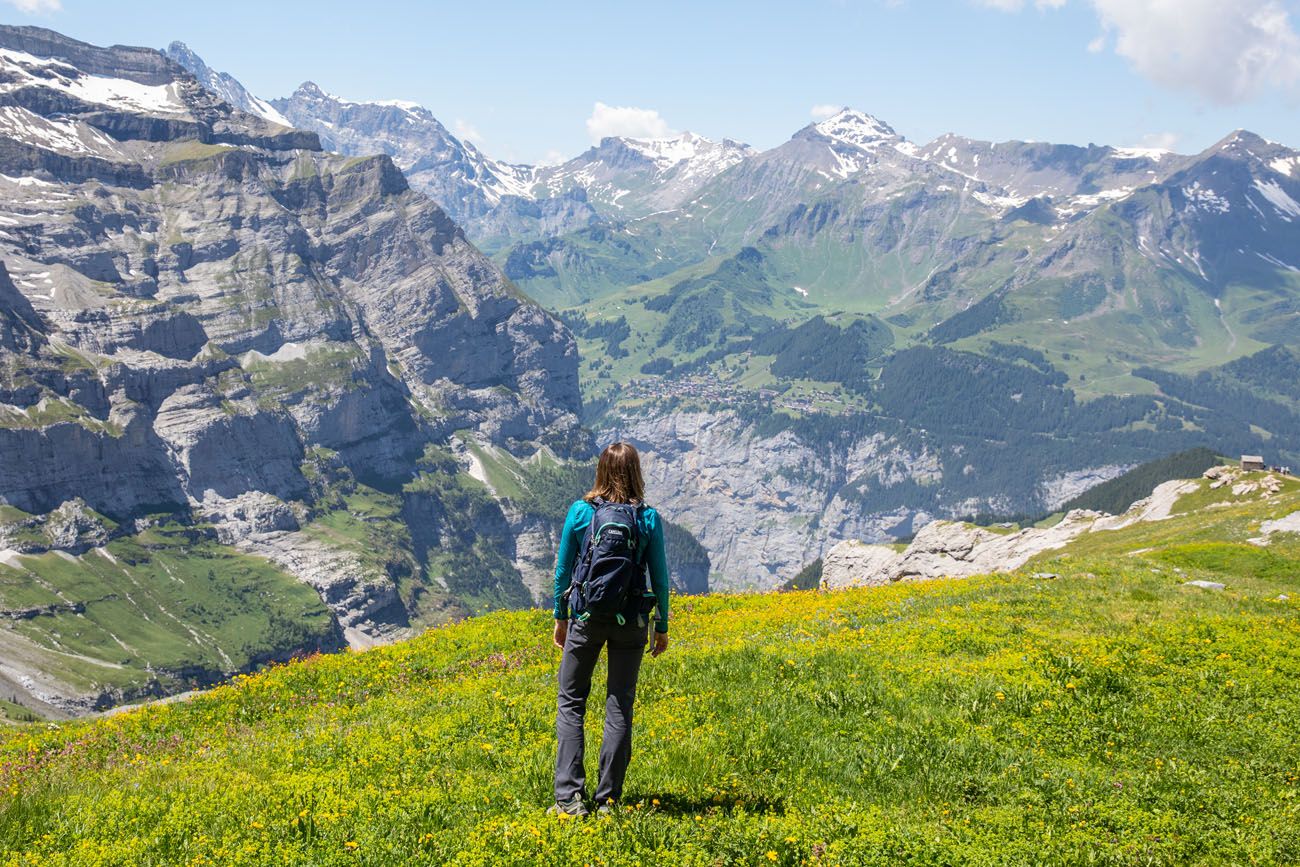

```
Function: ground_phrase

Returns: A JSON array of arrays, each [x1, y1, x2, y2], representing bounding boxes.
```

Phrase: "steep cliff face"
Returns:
[[0, 26, 585, 712], [604, 409, 940, 590]]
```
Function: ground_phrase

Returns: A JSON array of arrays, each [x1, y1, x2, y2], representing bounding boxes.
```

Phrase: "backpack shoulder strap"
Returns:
[[633, 502, 649, 564], [583, 500, 600, 548]]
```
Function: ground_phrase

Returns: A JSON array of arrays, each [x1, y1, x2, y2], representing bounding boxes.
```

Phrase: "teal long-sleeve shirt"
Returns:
[[553, 500, 670, 633]]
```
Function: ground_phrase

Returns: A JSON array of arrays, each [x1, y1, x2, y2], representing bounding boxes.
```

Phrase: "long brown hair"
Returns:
[[584, 442, 645, 505]]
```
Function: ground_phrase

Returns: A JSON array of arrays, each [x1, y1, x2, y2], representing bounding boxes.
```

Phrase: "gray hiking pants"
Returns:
[[554, 617, 648, 804]]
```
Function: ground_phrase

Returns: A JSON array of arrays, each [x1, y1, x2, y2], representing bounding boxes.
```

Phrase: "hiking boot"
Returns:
[[546, 795, 589, 818]]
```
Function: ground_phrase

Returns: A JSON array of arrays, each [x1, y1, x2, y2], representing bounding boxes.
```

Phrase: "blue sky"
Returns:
[[5, 0, 1300, 164]]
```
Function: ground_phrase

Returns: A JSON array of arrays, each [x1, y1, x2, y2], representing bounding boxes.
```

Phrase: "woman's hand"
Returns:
[[553, 619, 568, 649], [650, 632, 669, 658]]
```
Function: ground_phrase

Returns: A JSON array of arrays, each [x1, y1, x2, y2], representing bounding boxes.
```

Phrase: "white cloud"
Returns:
[[1091, 0, 1300, 104], [810, 104, 843, 121], [538, 149, 568, 166], [585, 102, 675, 142], [5, 0, 61, 11], [453, 119, 483, 144], [1135, 131, 1181, 150], [977, 0, 1300, 104]]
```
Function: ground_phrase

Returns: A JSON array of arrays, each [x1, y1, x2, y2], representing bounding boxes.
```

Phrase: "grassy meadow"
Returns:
[[0, 475, 1298, 865]]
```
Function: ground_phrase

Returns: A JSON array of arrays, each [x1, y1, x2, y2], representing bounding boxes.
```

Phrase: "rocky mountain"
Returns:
[[934, 130, 1300, 364], [158, 44, 1300, 595], [914, 134, 1181, 201], [265, 80, 539, 232], [506, 110, 1300, 591], [0, 25, 607, 714], [167, 45, 757, 251], [265, 80, 753, 253], [532, 131, 754, 216], [161, 41, 290, 127]]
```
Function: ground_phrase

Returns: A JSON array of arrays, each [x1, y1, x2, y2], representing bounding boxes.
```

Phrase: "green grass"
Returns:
[[158, 141, 238, 168], [0, 505, 31, 524], [0, 397, 122, 436], [243, 342, 366, 399], [0, 700, 38, 725], [2, 481, 1299, 864], [0, 525, 337, 698]]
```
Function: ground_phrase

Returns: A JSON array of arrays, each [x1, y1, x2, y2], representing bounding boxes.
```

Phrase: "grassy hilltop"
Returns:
[[1, 473, 1299, 865]]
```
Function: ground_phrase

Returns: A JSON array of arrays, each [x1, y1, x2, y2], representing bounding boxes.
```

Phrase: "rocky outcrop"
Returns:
[[820, 540, 900, 589], [0, 498, 116, 554], [1253, 511, 1300, 545], [234, 528, 406, 648], [822, 479, 1203, 588]]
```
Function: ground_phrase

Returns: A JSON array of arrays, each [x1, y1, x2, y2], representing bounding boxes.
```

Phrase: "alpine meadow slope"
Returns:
[[2, 469, 1298, 864]]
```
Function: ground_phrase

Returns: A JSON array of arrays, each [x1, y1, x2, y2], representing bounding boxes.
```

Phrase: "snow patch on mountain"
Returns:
[[827, 148, 863, 179], [613, 132, 752, 182], [1112, 147, 1170, 161], [1253, 179, 1300, 220], [972, 189, 1031, 211], [0, 47, 187, 117], [1183, 182, 1231, 214], [1257, 251, 1300, 272], [1270, 156, 1300, 178], [0, 106, 125, 158], [372, 99, 423, 113]]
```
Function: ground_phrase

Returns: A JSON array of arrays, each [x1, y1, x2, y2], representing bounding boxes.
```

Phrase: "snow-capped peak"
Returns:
[[1111, 146, 1170, 162], [619, 131, 751, 172], [812, 108, 899, 149], [290, 82, 435, 122], [373, 98, 421, 111]]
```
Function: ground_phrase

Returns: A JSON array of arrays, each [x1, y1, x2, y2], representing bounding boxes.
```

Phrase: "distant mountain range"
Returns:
[[162, 45, 1299, 369], [156, 42, 1300, 589]]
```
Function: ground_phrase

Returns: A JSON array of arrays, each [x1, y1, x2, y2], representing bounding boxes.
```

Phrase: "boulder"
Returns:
[[820, 540, 901, 589]]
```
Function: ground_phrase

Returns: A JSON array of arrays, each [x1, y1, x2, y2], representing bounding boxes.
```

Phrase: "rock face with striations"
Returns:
[[603, 409, 940, 590], [0, 24, 585, 691]]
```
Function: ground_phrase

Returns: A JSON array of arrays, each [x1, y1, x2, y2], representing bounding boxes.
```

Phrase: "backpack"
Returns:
[[566, 498, 647, 625]]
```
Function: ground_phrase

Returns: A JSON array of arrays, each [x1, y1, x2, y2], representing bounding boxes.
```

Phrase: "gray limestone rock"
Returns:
[[820, 540, 900, 589], [0, 26, 582, 673]]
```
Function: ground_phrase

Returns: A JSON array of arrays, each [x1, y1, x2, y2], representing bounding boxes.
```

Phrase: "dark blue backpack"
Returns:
[[567, 498, 648, 625]]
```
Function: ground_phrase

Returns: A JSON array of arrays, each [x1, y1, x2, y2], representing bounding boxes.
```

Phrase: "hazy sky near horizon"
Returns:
[[4, 0, 1300, 164]]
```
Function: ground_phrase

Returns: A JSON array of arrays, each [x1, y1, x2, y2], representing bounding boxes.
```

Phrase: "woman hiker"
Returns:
[[549, 442, 671, 817]]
